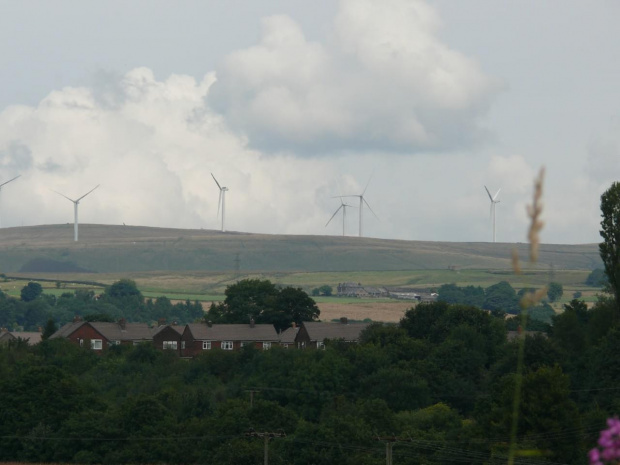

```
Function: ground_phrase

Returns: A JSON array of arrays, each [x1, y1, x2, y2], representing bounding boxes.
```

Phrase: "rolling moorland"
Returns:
[[0, 224, 603, 321]]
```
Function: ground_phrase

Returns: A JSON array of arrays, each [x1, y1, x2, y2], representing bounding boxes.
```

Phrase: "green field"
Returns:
[[0, 224, 604, 310]]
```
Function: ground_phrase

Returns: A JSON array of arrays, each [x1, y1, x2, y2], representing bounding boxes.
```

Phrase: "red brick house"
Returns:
[[295, 318, 370, 349], [180, 321, 279, 357], [278, 325, 299, 349], [152, 324, 183, 354], [51, 319, 154, 351]]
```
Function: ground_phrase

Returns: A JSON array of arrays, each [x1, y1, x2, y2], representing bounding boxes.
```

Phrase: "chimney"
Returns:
[[207, 320, 212, 328], [118, 318, 127, 330], [340, 317, 348, 325], [73, 315, 83, 323], [37, 326, 43, 333], [292, 322, 296, 328], [250, 317, 255, 328]]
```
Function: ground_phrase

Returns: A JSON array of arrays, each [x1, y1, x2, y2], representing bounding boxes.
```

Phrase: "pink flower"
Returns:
[[591, 417, 620, 465]]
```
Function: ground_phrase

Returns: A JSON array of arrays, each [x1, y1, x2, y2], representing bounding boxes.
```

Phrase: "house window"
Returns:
[[90, 339, 103, 350], [203, 341, 211, 350], [181, 341, 185, 350], [282, 344, 289, 349], [317, 341, 325, 349], [79, 338, 83, 347], [263, 342, 272, 350], [163, 341, 178, 350], [221, 341, 233, 350], [112, 340, 120, 345]]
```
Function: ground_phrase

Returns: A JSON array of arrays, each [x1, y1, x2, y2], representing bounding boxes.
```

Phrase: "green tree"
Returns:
[[586, 268, 607, 287], [599, 182, 620, 309], [483, 281, 519, 314], [206, 280, 318, 331], [20, 282, 43, 302], [547, 282, 563, 302], [318, 285, 332, 296], [41, 318, 58, 340]]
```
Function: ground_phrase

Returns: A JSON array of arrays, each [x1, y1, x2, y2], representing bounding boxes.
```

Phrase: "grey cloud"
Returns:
[[0, 141, 33, 171], [207, 2, 501, 156]]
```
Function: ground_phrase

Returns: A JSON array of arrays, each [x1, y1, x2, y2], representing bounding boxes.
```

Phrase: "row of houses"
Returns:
[[48, 317, 371, 356]]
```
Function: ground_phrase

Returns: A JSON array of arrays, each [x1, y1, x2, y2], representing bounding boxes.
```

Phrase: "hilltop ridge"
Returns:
[[0, 224, 602, 274]]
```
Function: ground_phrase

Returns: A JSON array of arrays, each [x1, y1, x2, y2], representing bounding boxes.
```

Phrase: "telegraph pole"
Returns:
[[245, 389, 260, 408], [245, 429, 286, 465], [376, 435, 410, 465]]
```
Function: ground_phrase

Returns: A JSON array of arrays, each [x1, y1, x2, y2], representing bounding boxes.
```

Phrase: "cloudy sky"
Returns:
[[0, 0, 618, 244]]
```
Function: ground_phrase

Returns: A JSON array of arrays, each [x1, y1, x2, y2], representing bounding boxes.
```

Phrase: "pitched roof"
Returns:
[[279, 326, 299, 344], [301, 321, 370, 342], [51, 321, 154, 342], [50, 321, 88, 339], [185, 323, 278, 341], [9, 331, 43, 345], [90, 322, 154, 341], [153, 324, 183, 337]]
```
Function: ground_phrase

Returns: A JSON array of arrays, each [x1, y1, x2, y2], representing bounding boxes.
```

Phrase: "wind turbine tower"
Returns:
[[0, 175, 20, 228], [53, 185, 100, 242], [484, 186, 501, 243], [326, 197, 354, 236], [344, 177, 378, 238], [212, 173, 229, 232]]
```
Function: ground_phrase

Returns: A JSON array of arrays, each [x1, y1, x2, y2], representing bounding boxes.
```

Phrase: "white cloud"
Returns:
[[208, 0, 501, 154]]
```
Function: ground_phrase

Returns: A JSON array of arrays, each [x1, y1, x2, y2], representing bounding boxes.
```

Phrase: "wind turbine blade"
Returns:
[[76, 184, 100, 202], [217, 190, 222, 218], [51, 189, 76, 203], [484, 186, 494, 201], [0, 175, 21, 188], [493, 188, 501, 201], [362, 174, 374, 196], [363, 197, 379, 220], [211, 173, 222, 190], [325, 205, 343, 227]]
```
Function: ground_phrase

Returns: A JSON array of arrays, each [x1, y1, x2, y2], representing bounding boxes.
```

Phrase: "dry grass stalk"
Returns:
[[526, 167, 545, 263], [511, 248, 522, 275], [520, 286, 548, 309]]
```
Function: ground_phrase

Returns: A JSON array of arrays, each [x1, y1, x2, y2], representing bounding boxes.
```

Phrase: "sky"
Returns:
[[0, 0, 619, 244]]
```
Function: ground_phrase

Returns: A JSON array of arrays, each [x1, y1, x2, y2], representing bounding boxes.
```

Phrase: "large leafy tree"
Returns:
[[206, 279, 319, 331], [599, 181, 620, 310], [20, 282, 43, 302]]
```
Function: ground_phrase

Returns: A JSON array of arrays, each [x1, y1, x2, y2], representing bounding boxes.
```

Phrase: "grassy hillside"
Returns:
[[0, 224, 602, 275]]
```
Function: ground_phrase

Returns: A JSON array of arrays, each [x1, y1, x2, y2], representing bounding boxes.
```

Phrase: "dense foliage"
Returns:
[[206, 279, 320, 331], [0, 279, 204, 331], [0, 299, 617, 464]]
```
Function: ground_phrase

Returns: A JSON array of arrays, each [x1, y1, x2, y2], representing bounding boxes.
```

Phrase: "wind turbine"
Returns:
[[0, 175, 20, 228], [484, 186, 501, 243], [211, 173, 228, 232], [325, 197, 355, 236], [343, 177, 378, 237], [53, 185, 100, 242]]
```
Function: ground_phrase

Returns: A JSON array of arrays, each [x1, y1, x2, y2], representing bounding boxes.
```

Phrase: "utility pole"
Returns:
[[245, 429, 286, 465], [376, 435, 410, 465], [245, 389, 260, 408]]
